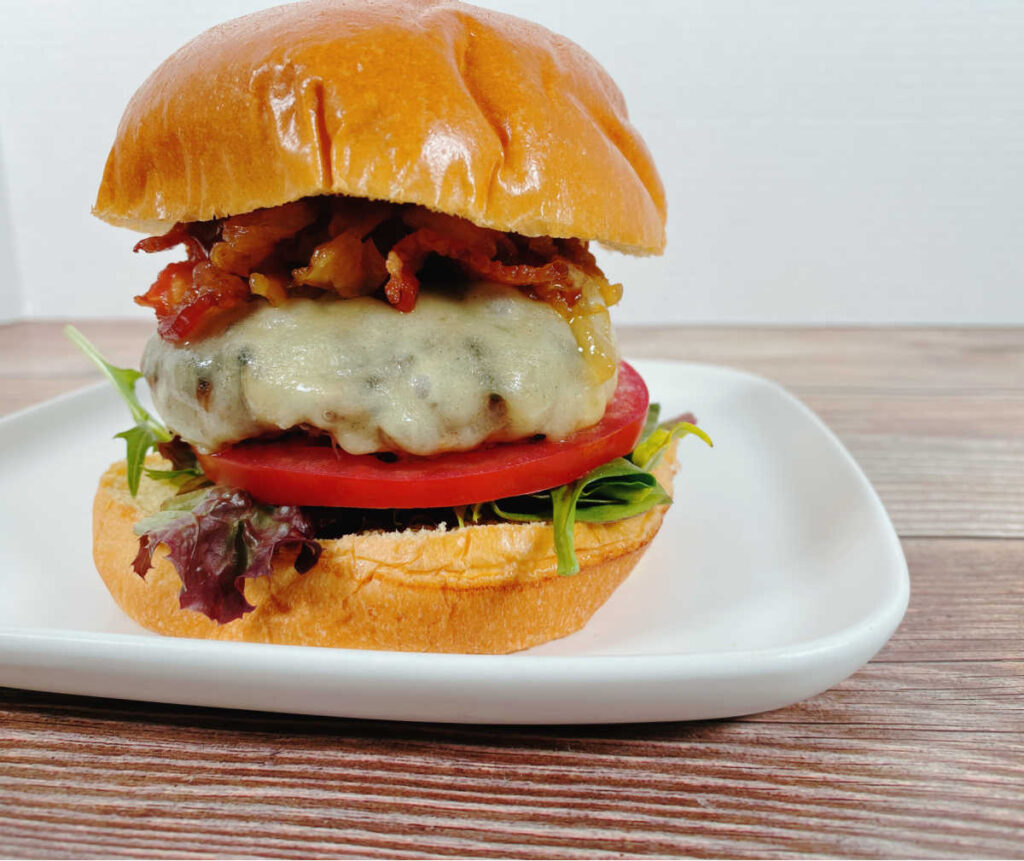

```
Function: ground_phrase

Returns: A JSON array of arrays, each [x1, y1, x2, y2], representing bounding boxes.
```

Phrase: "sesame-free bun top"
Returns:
[[93, 0, 667, 254]]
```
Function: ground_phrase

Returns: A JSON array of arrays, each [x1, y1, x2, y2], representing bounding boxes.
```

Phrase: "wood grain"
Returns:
[[846, 436, 1024, 538], [877, 539, 1023, 664], [1, 659, 1022, 858], [0, 321, 1022, 859]]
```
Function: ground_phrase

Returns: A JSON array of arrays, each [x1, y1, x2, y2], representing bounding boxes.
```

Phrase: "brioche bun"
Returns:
[[93, 0, 665, 253], [92, 447, 677, 653]]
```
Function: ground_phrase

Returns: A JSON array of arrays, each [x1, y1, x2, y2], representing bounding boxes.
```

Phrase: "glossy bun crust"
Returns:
[[92, 448, 677, 653], [94, 0, 666, 253]]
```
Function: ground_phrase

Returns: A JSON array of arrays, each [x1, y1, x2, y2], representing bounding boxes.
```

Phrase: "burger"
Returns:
[[75, 0, 710, 653]]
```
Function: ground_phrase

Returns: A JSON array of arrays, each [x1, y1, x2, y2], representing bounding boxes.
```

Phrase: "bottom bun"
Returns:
[[92, 447, 678, 653]]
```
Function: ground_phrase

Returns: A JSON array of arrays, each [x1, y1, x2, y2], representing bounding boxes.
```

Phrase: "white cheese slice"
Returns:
[[142, 282, 619, 456]]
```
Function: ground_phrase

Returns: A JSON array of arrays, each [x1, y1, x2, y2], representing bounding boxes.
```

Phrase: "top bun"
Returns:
[[93, 0, 666, 254]]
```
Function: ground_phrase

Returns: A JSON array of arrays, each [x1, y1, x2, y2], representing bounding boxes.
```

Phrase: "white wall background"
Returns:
[[1, 0, 1022, 324]]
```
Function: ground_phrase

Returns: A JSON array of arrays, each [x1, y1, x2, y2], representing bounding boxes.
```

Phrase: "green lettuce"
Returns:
[[490, 406, 713, 576], [64, 326, 202, 495], [631, 418, 712, 472]]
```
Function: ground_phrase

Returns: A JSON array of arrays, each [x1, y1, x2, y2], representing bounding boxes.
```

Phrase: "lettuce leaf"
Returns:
[[631, 417, 712, 472], [65, 326, 174, 495], [638, 402, 662, 448], [492, 458, 672, 576], [133, 485, 322, 624], [144, 436, 204, 484], [490, 405, 711, 576]]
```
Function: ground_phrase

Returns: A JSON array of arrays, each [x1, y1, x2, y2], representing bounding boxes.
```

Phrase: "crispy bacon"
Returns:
[[133, 198, 619, 342], [382, 228, 591, 311], [135, 258, 249, 342], [400, 207, 513, 258], [210, 200, 317, 276], [292, 202, 390, 297], [133, 224, 207, 262], [134, 219, 249, 342]]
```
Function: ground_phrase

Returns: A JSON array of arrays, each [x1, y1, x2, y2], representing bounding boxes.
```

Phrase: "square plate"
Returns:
[[0, 360, 907, 724]]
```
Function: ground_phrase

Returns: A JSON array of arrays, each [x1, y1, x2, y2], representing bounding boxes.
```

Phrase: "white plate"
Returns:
[[0, 360, 907, 724]]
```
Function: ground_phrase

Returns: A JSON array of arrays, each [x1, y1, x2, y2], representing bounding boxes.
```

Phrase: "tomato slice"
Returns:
[[198, 362, 649, 509]]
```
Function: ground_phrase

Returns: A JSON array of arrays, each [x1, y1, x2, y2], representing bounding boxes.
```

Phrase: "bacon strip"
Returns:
[[133, 224, 207, 262], [211, 200, 317, 276], [383, 229, 589, 311], [134, 225, 250, 342], [135, 258, 249, 342]]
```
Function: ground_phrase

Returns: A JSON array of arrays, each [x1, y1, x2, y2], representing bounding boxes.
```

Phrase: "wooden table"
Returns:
[[1, 321, 1021, 859]]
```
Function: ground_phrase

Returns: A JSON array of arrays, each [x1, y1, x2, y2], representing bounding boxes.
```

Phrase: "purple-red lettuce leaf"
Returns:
[[155, 435, 200, 471], [132, 486, 321, 624]]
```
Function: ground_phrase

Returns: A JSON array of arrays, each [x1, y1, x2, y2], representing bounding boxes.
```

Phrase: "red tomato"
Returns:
[[198, 362, 649, 509]]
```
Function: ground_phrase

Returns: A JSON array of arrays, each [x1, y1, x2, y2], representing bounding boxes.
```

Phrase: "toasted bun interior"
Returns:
[[93, 0, 666, 254], [92, 448, 677, 653]]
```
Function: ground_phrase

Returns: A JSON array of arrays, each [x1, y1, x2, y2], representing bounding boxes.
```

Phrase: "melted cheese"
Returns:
[[142, 282, 619, 456]]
